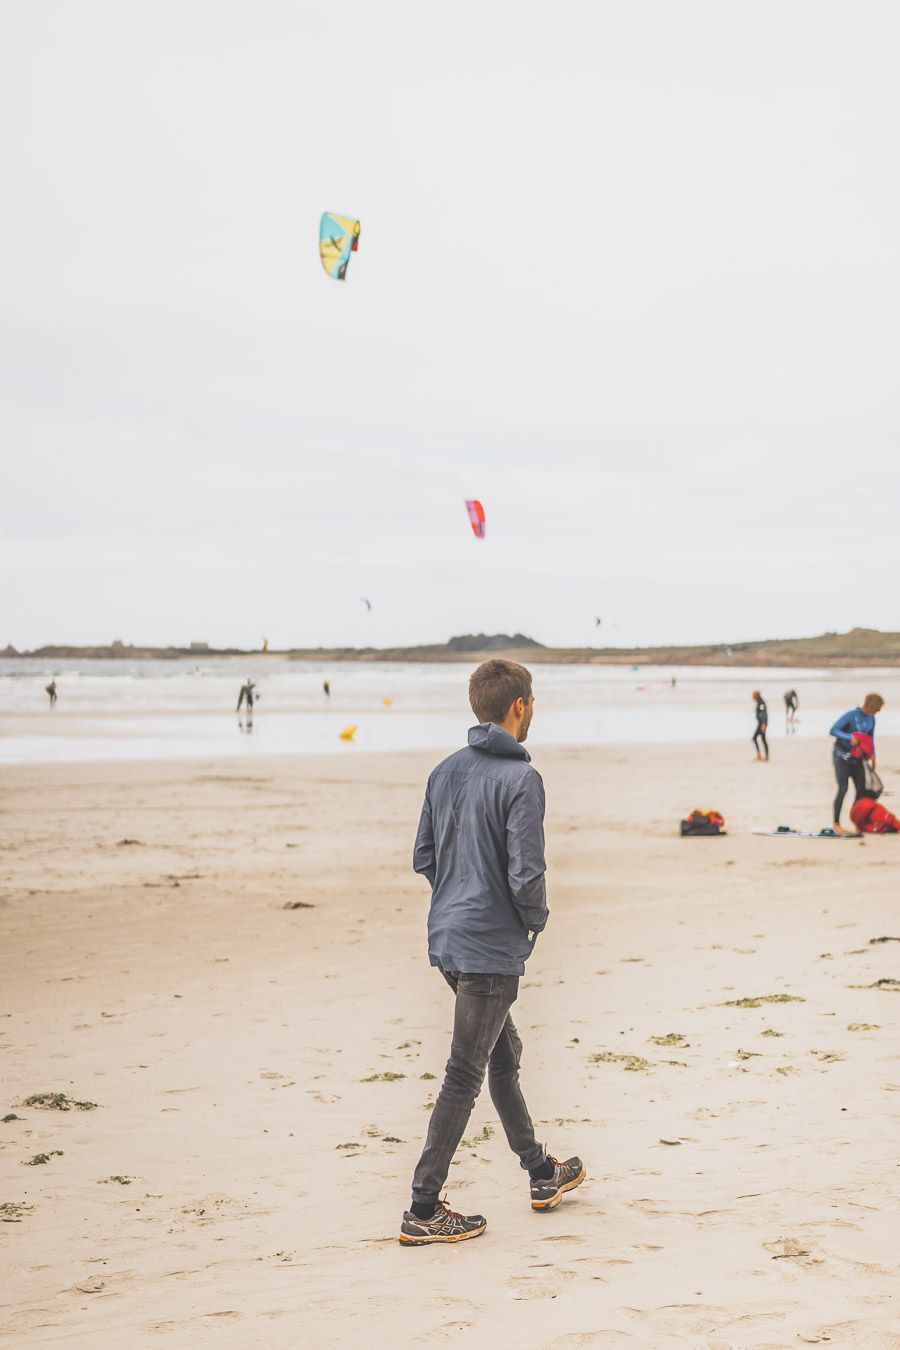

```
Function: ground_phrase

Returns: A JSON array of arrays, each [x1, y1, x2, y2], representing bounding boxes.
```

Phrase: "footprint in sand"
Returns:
[[434, 1322, 474, 1341], [554, 1335, 630, 1346], [507, 1267, 576, 1300], [763, 1236, 822, 1266]]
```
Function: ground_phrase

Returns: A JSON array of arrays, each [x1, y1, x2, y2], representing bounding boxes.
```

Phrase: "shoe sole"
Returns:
[[531, 1166, 586, 1211], [398, 1222, 487, 1246]]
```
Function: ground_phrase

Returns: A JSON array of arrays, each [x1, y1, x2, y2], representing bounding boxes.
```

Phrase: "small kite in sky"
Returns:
[[359, 596, 373, 612], [320, 212, 361, 281], [465, 499, 486, 540]]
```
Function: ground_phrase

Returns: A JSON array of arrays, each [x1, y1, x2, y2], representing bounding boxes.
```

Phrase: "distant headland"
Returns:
[[4, 628, 900, 667]]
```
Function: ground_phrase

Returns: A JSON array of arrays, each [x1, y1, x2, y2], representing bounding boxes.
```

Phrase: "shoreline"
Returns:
[[6, 626, 900, 667]]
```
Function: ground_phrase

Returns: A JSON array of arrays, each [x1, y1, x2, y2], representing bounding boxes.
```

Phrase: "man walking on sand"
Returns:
[[399, 659, 585, 1246]]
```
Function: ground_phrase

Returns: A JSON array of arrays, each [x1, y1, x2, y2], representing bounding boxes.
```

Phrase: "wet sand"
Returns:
[[1, 739, 898, 1347]]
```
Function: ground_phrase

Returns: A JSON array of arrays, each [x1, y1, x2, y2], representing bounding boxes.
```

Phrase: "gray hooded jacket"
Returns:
[[413, 723, 549, 975]]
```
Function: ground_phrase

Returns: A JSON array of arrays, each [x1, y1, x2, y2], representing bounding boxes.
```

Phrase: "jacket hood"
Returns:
[[468, 722, 531, 761]]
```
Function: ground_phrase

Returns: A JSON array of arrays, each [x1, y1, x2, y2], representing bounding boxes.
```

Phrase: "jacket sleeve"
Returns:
[[830, 711, 853, 745], [505, 770, 548, 933], [413, 785, 436, 887]]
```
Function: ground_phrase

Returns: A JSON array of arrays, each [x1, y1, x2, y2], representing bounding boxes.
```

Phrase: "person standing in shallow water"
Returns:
[[45, 679, 57, 708], [784, 688, 799, 733], [399, 658, 585, 1247], [752, 690, 769, 761], [236, 678, 256, 715], [830, 693, 884, 834]]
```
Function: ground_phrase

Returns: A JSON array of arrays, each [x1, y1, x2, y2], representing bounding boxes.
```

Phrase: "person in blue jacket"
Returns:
[[399, 659, 585, 1246], [830, 693, 884, 833]]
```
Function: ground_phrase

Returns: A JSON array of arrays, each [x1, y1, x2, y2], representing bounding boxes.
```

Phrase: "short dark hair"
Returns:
[[469, 659, 532, 724]]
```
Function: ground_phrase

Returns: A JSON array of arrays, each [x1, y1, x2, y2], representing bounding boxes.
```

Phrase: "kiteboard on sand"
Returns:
[[752, 827, 861, 839]]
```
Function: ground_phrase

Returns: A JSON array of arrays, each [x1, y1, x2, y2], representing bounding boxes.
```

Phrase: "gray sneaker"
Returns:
[[399, 1200, 487, 1246], [530, 1154, 586, 1211]]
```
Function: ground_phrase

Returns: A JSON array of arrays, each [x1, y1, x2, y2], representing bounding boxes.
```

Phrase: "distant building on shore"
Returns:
[[189, 642, 210, 653]]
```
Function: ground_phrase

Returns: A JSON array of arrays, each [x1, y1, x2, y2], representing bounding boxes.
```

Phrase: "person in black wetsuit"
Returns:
[[783, 689, 798, 732], [236, 679, 257, 715], [751, 690, 769, 761], [45, 679, 58, 708]]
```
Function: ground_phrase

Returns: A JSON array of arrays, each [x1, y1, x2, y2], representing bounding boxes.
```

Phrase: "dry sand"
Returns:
[[1, 737, 898, 1348]]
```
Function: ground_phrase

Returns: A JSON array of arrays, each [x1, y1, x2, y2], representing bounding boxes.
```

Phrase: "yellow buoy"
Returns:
[[339, 724, 358, 742], [382, 697, 393, 706]]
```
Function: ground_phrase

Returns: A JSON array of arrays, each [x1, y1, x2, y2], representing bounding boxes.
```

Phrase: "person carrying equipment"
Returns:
[[752, 690, 769, 761], [830, 694, 884, 834], [236, 679, 257, 716]]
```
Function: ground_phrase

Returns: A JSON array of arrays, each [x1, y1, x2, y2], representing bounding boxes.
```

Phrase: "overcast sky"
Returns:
[[2, 1, 898, 651]]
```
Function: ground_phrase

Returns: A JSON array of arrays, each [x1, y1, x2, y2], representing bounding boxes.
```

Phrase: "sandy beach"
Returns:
[[2, 737, 899, 1348]]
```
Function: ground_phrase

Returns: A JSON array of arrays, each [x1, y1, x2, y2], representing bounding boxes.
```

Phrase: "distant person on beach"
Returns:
[[784, 689, 799, 732], [45, 679, 57, 708], [752, 690, 769, 761], [236, 679, 257, 718], [830, 693, 883, 834], [400, 659, 584, 1247], [322, 679, 330, 697]]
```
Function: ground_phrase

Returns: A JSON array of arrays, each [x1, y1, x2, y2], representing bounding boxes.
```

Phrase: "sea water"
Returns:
[[1, 658, 898, 765]]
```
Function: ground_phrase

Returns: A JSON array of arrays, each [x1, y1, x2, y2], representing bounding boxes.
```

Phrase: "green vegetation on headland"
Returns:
[[5, 628, 900, 667]]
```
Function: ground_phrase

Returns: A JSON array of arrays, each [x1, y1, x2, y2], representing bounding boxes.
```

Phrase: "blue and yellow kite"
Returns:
[[319, 212, 361, 281]]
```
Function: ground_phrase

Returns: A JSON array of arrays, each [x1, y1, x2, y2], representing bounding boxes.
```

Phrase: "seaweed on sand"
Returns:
[[590, 1051, 651, 1072], [460, 1123, 494, 1148], [0, 1202, 33, 1222], [723, 995, 805, 1009], [24, 1092, 98, 1111]]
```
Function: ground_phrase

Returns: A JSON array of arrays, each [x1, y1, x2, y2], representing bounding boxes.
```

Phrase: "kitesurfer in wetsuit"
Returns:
[[783, 689, 798, 732], [752, 690, 769, 761], [45, 679, 57, 708], [236, 679, 257, 715], [830, 694, 883, 833], [323, 679, 331, 697]]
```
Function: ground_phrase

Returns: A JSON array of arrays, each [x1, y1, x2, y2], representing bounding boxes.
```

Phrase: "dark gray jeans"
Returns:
[[411, 969, 545, 1207]]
